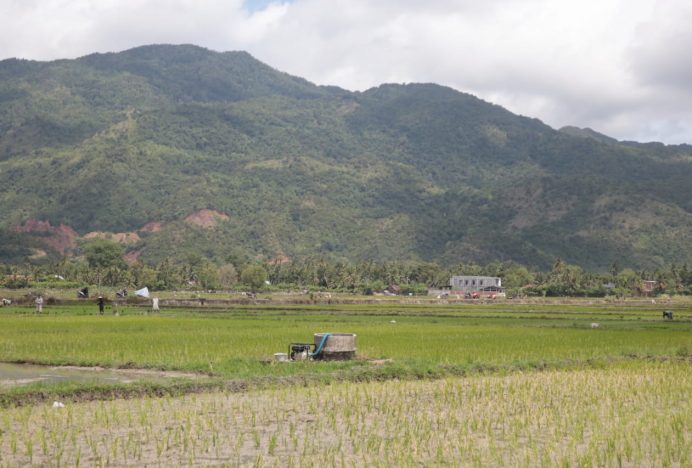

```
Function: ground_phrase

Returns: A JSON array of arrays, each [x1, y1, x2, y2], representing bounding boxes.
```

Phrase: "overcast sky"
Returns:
[[1, 0, 691, 144]]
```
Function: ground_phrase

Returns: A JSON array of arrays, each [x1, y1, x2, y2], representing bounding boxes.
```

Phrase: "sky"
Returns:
[[1, 0, 691, 144]]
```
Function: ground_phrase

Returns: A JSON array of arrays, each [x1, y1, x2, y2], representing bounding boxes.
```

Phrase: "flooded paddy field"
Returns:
[[0, 362, 204, 387]]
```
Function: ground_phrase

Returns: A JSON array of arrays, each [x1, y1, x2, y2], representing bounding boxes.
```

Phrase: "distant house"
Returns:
[[450, 275, 503, 295], [641, 280, 658, 296]]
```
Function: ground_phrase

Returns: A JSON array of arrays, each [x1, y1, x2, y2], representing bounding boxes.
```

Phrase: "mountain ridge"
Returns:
[[1, 44, 690, 269]]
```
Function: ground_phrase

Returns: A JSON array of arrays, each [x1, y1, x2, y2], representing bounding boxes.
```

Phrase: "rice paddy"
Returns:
[[0, 301, 690, 465], [0, 362, 689, 466]]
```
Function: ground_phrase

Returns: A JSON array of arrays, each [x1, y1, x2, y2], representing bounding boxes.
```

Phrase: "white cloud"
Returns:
[[0, 0, 691, 144]]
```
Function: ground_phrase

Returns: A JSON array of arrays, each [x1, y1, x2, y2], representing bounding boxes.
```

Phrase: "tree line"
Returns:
[[1, 239, 690, 297]]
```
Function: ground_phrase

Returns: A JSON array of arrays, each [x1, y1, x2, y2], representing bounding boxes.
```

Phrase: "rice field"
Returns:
[[0, 361, 689, 466], [0, 301, 690, 465], [0, 303, 689, 377]]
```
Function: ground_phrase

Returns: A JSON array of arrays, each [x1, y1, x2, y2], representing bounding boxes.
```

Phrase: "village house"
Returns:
[[450, 275, 504, 296], [641, 280, 658, 296], [429, 275, 505, 298]]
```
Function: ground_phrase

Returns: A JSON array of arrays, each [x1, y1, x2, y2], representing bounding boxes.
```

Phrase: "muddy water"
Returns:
[[0, 362, 200, 386]]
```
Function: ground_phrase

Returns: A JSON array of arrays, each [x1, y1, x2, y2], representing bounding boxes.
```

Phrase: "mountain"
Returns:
[[1, 44, 690, 269], [558, 126, 619, 145]]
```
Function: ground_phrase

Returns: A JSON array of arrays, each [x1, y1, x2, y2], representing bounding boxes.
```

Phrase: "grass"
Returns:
[[0, 304, 689, 375], [0, 302, 689, 402]]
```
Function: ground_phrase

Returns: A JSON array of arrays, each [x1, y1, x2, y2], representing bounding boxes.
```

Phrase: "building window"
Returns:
[[480, 280, 484, 286], [472, 280, 475, 286]]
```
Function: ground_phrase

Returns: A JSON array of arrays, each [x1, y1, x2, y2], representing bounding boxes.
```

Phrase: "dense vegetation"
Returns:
[[3, 252, 691, 297], [1, 44, 691, 269]]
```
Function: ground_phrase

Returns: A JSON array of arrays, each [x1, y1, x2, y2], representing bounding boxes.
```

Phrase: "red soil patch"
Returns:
[[269, 255, 291, 265], [123, 250, 142, 265], [140, 221, 164, 233], [29, 249, 48, 259], [13, 220, 78, 255], [184, 209, 230, 228]]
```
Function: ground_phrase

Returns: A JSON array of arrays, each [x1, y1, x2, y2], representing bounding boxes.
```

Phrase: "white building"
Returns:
[[450, 275, 502, 294]]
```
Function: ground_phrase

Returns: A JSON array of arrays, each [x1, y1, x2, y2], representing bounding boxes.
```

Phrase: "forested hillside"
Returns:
[[1, 44, 690, 269]]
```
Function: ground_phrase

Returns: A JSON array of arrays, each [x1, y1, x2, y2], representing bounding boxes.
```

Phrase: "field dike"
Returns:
[[1, 354, 689, 408]]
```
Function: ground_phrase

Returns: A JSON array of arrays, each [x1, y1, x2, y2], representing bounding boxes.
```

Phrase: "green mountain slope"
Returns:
[[1, 44, 690, 269]]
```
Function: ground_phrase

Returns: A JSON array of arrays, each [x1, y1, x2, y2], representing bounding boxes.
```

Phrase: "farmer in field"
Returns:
[[152, 296, 160, 312], [97, 295, 105, 315], [35, 295, 43, 313]]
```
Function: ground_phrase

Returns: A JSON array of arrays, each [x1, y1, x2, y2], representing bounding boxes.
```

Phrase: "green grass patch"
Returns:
[[0, 302, 689, 403]]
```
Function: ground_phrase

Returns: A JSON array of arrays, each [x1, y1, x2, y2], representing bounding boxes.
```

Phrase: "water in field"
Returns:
[[0, 362, 200, 386]]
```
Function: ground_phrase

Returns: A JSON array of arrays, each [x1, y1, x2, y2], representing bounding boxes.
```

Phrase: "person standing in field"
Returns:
[[35, 295, 43, 313], [152, 297, 159, 312], [97, 295, 105, 315]]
